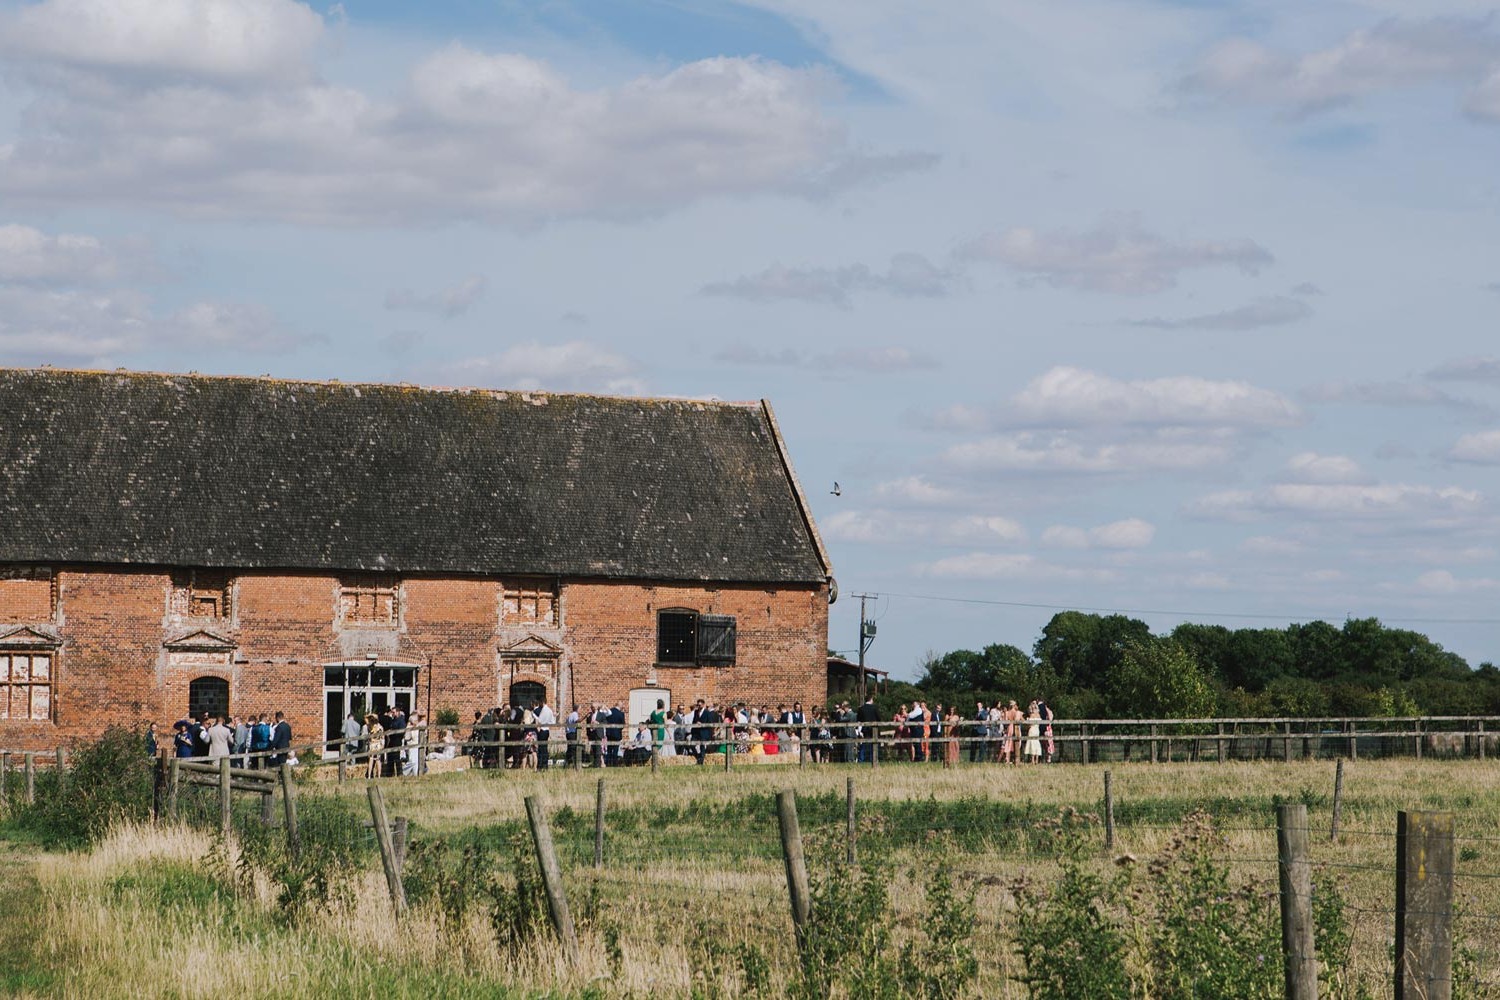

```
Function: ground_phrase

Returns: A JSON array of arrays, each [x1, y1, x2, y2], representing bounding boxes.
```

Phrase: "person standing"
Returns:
[[250, 714, 271, 767], [204, 716, 233, 758], [269, 711, 292, 768], [231, 716, 251, 768], [564, 704, 580, 767], [362, 713, 385, 779], [970, 703, 988, 763], [340, 710, 362, 763], [1023, 702, 1043, 764], [144, 721, 159, 758], [535, 699, 556, 770], [647, 699, 668, 759], [172, 720, 195, 758], [944, 705, 961, 769], [606, 703, 625, 767], [856, 694, 881, 763]]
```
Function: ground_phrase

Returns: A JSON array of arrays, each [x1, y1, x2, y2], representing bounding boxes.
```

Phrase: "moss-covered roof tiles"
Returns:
[[0, 369, 829, 584]]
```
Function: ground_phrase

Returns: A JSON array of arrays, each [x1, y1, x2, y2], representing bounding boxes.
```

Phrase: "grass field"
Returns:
[[3, 758, 1499, 998]]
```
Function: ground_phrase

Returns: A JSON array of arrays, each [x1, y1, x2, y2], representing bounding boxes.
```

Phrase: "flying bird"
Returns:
[[830, 482, 841, 496]]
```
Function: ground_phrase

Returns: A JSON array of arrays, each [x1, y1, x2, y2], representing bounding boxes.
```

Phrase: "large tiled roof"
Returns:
[[0, 369, 830, 584]]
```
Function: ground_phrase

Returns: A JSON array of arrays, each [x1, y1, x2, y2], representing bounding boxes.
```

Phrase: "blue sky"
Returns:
[[4, 0, 1500, 678]]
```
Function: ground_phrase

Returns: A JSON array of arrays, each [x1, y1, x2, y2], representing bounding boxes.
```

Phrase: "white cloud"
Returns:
[[958, 215, 1272, 294], [1189, 482, 1484, 519], [1129, 295, 1312, 331], [1010, 366, 1302, 429], [1187, 572, 1232, 589], [1042, 518, 1156, 549], [0, 286, 293, 363], [1412, 569, 1500, 593], [1178, 17, 1500, 115], [1427, 355, 1500, 381], [1285, 452, 1366, 484], [0, 27, 924, 225], [435, 340, 644, 394], [873, 475, 961, 506], [701, 252, 954, 306], [1471, 68, 1500, 119], [0, 0, 325, 83], [921, 552, 1115, 582], [943, 431, 1233, 473], [1240, 535, 1305, 555], [822, 508, 1025, 545], [385, 274, 488, 318], [1449, 428, 1500, 463], [0, 223, 148, 285], [1303, 379, 1480, 410]]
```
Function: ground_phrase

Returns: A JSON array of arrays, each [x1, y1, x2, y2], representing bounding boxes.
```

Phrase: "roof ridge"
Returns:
[[0, 365, 761, 409]]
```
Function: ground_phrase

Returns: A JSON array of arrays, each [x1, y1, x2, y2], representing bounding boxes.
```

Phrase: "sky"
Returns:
[[4, 0, 1500, 679]]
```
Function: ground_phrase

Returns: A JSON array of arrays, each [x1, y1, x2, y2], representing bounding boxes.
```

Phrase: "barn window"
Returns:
[[503, 579, 559, 626], [0, 652, 52, 721], [171, 569, 232, 618], [656, 610, 736, 666], [340, 575, 399, 626]]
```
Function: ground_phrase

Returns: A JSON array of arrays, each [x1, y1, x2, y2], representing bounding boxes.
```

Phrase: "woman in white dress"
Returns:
[[1023, 702, 1043, 764], [661, 713, 677, 758]]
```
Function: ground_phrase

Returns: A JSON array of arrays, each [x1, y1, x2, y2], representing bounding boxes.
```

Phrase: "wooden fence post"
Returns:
[[218, 757, 232, 836], [871, 734, 879, 769], [524, 795, 580, 962], [1330, 758, 1345, 843], [1480, 720, 1487, 762], [279, 763, 300, 859], [392, 816, 409, 874], [1149, 724, 1159, 764], [0, 752, 9, 809], [1277, 803, 1317, 1000], [151, 754, 166, 823], [1217, 722, 1226, 763], [594, 777, 606, 869], [55, 747, 66, 773], [167, 757, 180, 819], [1414, 719, 1423, 761], [1283, 721, 1292, 763], [260, 790, 273, 825], [1396, 810, 1455, 1000], [1080, 723, 1090, 765], [367, 784, 407, 915], [24, 752, 35, 805], [1104, 770, 1115, 850], [845, 776, 856, 866], [777, 789, 812, 952]]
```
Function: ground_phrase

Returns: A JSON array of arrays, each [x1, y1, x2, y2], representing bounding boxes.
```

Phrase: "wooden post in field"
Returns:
[[392, 816, 409, 873], [1396, 811, 1455, 1000], [167, 757, 180, 819], [1330, 758, 1345, 842], [218, 756, 232, 835], [1217, 722, 1226, 763], [279, 762, 300, 859], [260, 790, 273, 825], [593, 777, 605, 869], [337, 754, 347, 783], [1414, 719, 1423, 761], [1479, 720, 1486, 762], [776, 789, 812, 952], [845, 776, 857, 866], [1149, 724, 1158, 764], [1283, 722, 1292, 763], [1277, 803, 1317, 1000], [871, 734, 879, 769], [1080, 723, 1090, 765], [151, 754, 166, 823], [24, 752, 35, 804], [367, 784, 407, 915], [55, 747, 66, 773], [724, 737, 732, 771], [1104, 770, 1115, 850], [650, 744, 659, 775], [524, 794, 579, 962]]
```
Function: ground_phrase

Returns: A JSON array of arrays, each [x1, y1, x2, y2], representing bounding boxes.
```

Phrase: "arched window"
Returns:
[[188, 676, 229, 720], [509, 680, 546, 708]]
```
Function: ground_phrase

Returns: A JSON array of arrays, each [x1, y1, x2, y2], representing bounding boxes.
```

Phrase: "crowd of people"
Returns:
[[143, 695, 1060, 773], [147, 711, 295, 768]]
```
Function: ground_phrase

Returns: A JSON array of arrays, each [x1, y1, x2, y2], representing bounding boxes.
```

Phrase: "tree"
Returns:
[[1104, 639, 1215, 719], [1034, 612, 1151, 692]]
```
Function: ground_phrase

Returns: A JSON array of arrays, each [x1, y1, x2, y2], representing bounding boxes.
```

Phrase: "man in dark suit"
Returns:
[[606, 703, 625, 767], [693, 700, 720, 764], [856, 695, 881, 763], [268, 711, 292, 768]]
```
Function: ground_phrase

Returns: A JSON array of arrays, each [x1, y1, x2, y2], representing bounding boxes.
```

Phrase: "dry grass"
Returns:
[[6, 758, 1500, 998]]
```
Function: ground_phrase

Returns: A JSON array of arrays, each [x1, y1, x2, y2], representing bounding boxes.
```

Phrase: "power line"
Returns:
[[868, 590, 1500, 627]]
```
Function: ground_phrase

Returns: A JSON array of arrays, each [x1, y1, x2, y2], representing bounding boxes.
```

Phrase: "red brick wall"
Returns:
[[0, 566, 828, 752]]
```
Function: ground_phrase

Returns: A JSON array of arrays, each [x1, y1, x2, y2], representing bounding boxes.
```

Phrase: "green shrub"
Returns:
[[11, 726, 153, 846]]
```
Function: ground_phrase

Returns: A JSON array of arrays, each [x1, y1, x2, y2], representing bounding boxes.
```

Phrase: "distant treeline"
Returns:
[[884, 612, 1500, 720]]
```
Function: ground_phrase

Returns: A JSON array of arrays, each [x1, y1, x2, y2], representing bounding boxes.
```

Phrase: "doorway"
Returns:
[[323, 661, 419, 753], [509, 680, 546, 709], [628, 687, 670, 725]]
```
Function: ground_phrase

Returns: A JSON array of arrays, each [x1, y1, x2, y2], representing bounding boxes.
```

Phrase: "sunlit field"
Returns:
[[4, 758, 1499, 998]]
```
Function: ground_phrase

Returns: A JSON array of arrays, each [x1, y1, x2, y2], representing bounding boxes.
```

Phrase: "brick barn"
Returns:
[[0, 369, 833, 753]]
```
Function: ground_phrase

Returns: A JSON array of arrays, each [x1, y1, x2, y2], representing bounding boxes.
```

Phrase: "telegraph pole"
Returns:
[[854, 594, 877, 704]]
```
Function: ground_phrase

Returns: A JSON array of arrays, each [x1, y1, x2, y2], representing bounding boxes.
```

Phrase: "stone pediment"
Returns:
[[0, 625, 62, 648], [500, 634, 563, 656], [163, 628, 237, 652]]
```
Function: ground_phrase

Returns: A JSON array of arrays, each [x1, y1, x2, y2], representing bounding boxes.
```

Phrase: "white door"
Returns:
[[628, 687, 670, 725]]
